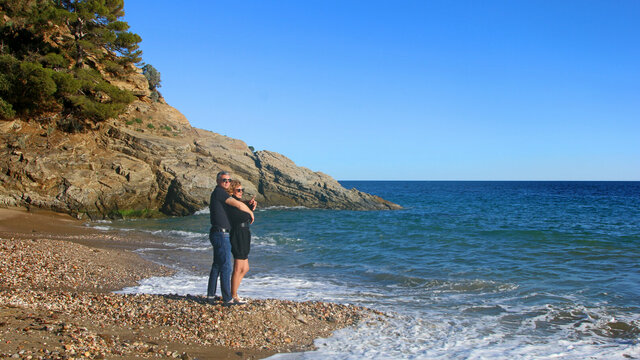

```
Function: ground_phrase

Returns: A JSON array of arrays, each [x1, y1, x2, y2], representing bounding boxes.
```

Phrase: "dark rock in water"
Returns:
[[0, 97, 400, 218]]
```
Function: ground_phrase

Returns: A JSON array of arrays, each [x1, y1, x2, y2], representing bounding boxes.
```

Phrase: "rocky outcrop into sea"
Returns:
[[0, 69, 400, 219]]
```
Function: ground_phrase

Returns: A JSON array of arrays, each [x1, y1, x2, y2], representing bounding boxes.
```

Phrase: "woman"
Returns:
[[225, 180, 256, 304]]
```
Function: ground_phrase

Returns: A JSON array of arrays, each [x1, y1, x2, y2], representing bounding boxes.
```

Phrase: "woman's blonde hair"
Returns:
[[226, 179, 242, 196]]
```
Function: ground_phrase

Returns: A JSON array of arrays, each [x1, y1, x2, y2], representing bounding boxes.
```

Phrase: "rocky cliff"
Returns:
[[0, 70, 400, 219]]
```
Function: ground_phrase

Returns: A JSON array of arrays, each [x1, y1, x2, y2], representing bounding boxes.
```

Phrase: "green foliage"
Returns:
[[103, 59, 126, 75], [0, 54, 69, 115], [162, 125, 172, 131], [0, 55, 57, 114], [125, 120, 134, 125], [51, 71, 81, 97], [61, 68, 134, 121], [114, 31, 142, 64], [0, 58, 59, 113], [134, 117, 142, 124], [0, 0, 142, 125], [142, 63, 161, 90], [18, 61, 57, 110], [0, 97, 16, 119], [0, 55, 19, 107], [0, 61, 13, 95], [147, 123, 155, 129], [0, 0, 63, 59], [58, 0, 141, 68], [68, 94, 134, 122], [142, 63, 162, 102], [150, 90, 160, 102], [41, 53, 69, 69]]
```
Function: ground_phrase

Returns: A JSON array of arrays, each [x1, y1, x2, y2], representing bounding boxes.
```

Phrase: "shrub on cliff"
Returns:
[[0, 55, 58, 114], [0, 98, 15, 119], [142, 63, 162, 102], [68, 68, 136, 121]]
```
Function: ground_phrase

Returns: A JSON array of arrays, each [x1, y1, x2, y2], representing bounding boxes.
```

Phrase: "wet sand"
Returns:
[[0, 208, 382, 359]]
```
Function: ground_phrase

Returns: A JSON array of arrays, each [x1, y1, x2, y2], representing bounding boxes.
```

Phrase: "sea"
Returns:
[[92, 181, 640, 359]]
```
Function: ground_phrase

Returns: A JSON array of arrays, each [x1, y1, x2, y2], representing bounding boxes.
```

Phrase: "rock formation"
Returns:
[[0, 71, 400, 219]]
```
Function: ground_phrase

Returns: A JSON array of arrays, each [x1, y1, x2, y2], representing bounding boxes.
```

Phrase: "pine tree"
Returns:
[[58, 0, 141, 69]]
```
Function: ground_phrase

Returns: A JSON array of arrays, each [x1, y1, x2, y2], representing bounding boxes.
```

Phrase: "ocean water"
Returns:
[[99, 181, 639, 359]]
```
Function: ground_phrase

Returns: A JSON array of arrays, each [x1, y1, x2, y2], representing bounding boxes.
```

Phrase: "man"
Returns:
[[207, 171, 254, 305]]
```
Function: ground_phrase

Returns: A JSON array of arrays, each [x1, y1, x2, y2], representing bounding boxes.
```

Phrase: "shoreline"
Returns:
[[0, 207, 382, 359]]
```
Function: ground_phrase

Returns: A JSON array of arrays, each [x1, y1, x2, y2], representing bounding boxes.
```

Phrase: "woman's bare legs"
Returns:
[[231, 258, 249, 300]]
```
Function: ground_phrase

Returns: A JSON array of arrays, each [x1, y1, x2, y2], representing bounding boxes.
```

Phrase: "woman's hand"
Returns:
[[248, 196, 257, 211]]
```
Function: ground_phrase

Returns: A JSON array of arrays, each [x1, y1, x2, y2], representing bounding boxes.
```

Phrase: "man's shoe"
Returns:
[[207, 295, 222, 303]]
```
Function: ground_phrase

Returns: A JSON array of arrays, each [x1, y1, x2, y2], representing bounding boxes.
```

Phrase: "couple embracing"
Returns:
[[207, 171, 256, 305]]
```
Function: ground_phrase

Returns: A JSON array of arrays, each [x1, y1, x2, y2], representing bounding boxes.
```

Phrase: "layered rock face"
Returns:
[[0, 78, 400, 218]]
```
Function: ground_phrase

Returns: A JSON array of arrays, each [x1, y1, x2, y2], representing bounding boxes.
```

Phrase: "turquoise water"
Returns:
[[106, 181, 640, 359]]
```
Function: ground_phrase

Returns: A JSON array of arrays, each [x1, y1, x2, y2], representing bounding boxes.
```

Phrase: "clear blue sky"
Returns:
[[123, 1, 639, 181]]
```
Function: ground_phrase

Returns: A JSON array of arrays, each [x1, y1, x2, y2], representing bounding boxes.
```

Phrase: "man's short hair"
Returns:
[[216, 171, 230, 182]]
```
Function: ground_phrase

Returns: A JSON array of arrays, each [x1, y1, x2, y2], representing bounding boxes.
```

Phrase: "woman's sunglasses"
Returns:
[[235, 188, 244, 193]]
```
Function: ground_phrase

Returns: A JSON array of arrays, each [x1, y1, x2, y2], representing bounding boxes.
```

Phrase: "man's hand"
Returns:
[[226, 196, 255, 223]]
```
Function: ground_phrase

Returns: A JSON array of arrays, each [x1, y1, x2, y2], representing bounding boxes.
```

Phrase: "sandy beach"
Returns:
[[0, 208, 382, 360]]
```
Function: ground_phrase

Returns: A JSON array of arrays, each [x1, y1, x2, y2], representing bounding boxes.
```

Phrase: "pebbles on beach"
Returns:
[[0, 235, 383, 359], [0, 237, 173, 292]]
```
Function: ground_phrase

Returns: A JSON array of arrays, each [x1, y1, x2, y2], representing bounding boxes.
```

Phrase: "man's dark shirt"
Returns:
[[210, 186, 231, 230]]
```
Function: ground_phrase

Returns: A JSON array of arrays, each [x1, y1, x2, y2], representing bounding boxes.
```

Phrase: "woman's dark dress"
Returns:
[[225, 197, 252, 260]]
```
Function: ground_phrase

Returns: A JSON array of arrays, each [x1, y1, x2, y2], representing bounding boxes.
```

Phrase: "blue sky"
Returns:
[[123, 1, 639, 180]]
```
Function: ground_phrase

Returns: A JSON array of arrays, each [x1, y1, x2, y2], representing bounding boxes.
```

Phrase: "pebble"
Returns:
[[0, 235, 386, 358]]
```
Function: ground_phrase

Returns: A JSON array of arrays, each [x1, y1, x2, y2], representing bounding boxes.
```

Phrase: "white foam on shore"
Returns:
[[149, 229, 205, 240], [90, 225, 112, 231], [86, 223, 135, 232], [269, 309, 640, 360], [194, 208, 210, 215], [252, 234, 303, 246], [118, 272, 640, 360], [116, 272, 206, 295], [271, 322, 640, 360], [85, 222, 206, 243], [116, 272, 352, 302], [173, 246, 210, 252]]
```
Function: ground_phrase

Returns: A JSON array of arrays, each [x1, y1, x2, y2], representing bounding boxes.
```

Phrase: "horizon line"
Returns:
[[338, 179, 640, 182]]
